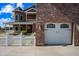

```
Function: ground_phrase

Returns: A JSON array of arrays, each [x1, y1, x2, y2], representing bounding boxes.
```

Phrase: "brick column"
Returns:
[[36, 22, 45, 46], [74, 23, 79, 46]]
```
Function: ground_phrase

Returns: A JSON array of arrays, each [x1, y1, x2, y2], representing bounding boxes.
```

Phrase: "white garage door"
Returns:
[[45, 23, 72, 45]]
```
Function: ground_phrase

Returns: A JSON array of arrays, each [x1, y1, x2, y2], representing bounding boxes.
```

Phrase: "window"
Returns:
[[21, 27, 23, 30], [15, 27, 18, 31], [27, 14, 36, 19], [15, 14, 19, 20], [20, 15, 23, 20], [10, 27, 13, 30], [47, 24, 55, 28], [60, 24, 69, 28], [15, 15, 18, 20]]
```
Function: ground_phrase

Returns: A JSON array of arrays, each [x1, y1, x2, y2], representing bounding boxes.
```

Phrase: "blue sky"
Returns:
[[0, 3, 34, 27]]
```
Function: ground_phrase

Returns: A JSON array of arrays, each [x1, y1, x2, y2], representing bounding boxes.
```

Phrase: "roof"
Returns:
[[13, 5, 36, 12], [14, 7, 23, 11], [24, 5, 36, 11]]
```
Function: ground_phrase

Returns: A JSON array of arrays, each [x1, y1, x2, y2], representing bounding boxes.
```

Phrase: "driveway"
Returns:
[[0, 45, 79, 56]]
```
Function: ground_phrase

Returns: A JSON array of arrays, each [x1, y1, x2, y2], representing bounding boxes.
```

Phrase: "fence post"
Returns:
[[33, 33, 36, 47], [20, 32, 22, 46], [5, 23, 8, 46], [5, 32, 8, 46]]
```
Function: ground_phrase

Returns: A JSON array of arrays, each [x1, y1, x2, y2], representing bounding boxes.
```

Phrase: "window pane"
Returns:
[[60, 24, 69, 28], [20, 16, 22, 20], [15, 14, 19, 20], [27, 14, 36, 19], [21, 27, 23, 30], [15, 15, 18, 20], [15, 27, 18, 31], [47, 24, 55, 28]]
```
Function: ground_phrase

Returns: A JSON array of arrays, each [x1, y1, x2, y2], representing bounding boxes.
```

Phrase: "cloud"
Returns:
[[17, 3, 23, 9], [0, 18, 12, 23], [0, 4, 14, 13], [0, 18, 13, 27]]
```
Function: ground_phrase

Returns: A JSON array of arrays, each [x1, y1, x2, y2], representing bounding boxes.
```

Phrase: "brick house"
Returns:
[[9, 3, 79, 46]]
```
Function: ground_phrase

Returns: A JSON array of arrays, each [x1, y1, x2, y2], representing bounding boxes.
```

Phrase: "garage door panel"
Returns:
[[45, 23, 72, 45]]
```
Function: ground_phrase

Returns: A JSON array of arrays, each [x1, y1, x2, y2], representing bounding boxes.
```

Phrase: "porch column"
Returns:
[[26, 12, 27, 32], [26, 24, 27, 32], [19, 24, 21, 32], [26, 11, 27, 21]]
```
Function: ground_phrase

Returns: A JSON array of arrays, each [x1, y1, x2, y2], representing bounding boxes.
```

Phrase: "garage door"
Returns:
[[45, 23, 72, 45]]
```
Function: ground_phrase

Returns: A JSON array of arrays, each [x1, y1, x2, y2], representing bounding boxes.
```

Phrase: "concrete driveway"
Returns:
[[0, 45, 79, 56]]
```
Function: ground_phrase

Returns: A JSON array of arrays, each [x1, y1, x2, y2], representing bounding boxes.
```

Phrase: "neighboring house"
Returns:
[[9, 5, 36, 33], [8, 3, 79, 46], [4, 25, 13, 30]]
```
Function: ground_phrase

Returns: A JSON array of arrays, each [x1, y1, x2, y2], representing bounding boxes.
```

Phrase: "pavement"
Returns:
[[0, 45, 79, 56]]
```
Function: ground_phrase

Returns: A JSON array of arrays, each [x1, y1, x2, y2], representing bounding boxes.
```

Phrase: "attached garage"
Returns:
[[36, 3, 79, 46], [44, 23, 72, 45]]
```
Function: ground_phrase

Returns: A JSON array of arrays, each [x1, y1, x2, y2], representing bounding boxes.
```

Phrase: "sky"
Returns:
[[0, 3, 34, 28]]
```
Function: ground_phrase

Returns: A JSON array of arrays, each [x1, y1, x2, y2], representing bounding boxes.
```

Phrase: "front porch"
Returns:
[[13, 24, 33, 33], [5, 22, 36, 35]]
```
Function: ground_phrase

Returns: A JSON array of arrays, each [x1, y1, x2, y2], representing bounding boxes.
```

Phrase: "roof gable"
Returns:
[[24, 5, 36, 12], [14, 7, 23, 11], [27, 8, 36, 12]]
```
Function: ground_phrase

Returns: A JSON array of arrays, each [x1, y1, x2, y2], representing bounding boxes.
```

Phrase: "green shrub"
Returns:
[[21, 30, 27, 35], [32, 32, 36, 36]]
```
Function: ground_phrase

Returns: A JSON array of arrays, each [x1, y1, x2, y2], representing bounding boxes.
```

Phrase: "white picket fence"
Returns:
[[0, 33, 35, 46]]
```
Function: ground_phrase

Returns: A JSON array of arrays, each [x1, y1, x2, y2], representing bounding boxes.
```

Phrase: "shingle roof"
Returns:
[[14, 7, 23, 11], [24, 5, 36, 11], [13, 4, 36, 12]]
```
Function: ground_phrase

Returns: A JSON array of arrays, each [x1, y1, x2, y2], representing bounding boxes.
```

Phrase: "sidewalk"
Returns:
[[0, 46, 79, 56]]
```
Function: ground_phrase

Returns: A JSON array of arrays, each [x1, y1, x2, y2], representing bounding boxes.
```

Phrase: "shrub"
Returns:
[[21, 30, 27, 35]]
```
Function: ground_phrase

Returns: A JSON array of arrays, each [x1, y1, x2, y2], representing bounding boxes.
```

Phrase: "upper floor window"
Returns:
[[15, 14, 19, 20], [20, 15, 23, 20], [27, 14, 36, 19]]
